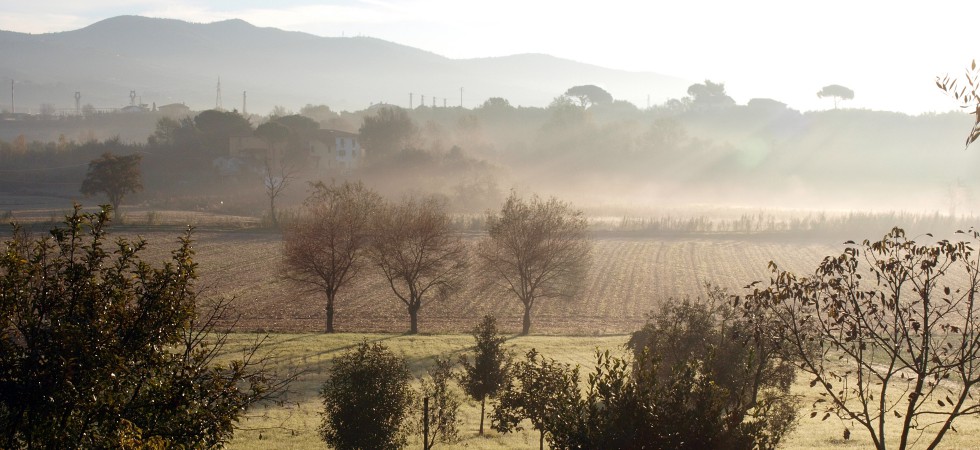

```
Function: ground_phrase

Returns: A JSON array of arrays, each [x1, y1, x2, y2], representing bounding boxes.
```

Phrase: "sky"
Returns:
[[1, 0, 978, 113]]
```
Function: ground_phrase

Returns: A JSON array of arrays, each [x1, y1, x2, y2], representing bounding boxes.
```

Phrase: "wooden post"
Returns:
[[423, 396, 430, 450]]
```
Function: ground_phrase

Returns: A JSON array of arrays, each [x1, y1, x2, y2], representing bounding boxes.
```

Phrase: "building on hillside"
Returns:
[[227, 130, 362, 174], [120, 105, 149, 113], [311, 129, 363, 170], [158, 103, 192, 117]]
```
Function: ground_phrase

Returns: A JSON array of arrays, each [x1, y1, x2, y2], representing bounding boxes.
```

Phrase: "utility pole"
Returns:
[[75, 92, 81, 115], [443, 98, 446, 108], [243, 90, 247, 115], [421, 94, 425, 107], [10, 80, 13, 114], [460, 87, 463, 108], [432, 96, 435, 107], [410, 92, 413, 109]]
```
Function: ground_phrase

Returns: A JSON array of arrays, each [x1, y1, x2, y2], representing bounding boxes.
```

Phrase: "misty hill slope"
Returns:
[[0, 16, 689, 114]]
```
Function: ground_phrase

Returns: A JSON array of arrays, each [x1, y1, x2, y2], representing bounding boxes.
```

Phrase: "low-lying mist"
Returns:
[[2, 85, 978, 237]]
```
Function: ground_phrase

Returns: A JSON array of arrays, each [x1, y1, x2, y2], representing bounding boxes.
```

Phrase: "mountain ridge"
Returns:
[[0, 15, 690, 114]]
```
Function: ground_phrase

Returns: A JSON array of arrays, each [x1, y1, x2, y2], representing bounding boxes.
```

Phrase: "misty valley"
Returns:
[[3, 13, 980, 450]]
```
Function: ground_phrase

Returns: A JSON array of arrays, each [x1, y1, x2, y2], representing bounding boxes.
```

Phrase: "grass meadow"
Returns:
[[222, 333, 980, 450]]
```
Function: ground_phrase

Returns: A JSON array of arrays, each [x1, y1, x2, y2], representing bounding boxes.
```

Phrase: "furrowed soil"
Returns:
[[127, 228, 844, 335]]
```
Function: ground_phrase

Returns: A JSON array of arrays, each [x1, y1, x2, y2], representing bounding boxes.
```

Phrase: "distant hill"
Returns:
[[0, 15, 690, 115]]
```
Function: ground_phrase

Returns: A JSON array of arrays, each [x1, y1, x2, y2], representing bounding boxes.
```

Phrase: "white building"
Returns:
[[312, 129, 362, 170]]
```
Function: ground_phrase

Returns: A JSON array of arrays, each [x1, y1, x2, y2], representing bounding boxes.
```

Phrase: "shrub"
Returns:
[[0, 205, 282, 448], [320, 341, 414, 450]]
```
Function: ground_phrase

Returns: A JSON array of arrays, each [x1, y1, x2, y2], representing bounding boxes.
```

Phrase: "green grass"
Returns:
[[223, 333, 627, 449], [223, 333, 980, 449]]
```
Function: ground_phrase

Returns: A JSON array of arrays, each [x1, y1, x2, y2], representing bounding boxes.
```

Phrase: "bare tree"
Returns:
[[282, 181, 382, 332], [255, 121, 296, 227], [742, 228, 980, 450], [370, 195, 467, 334], [477, 193, 592, 335], [262, 152, 297, 228]]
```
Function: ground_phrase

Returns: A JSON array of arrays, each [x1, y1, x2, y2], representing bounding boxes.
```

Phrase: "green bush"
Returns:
[[320, 341, 414, 450], [0, 206, 281, 448]]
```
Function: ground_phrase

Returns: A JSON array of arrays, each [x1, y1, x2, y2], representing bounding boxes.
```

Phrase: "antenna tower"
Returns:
[[215, 77, 223, 110]]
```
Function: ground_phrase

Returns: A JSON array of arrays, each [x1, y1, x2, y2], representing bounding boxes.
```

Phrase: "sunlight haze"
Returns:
[[2, 0, 977, 113]]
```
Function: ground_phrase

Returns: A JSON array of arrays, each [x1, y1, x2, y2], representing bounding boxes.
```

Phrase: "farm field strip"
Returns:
[[126, 230, 845, 334]]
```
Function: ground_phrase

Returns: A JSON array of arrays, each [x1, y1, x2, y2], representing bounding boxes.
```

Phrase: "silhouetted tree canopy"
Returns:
[[564, 85, 613, 108], [478, 97, 514, 111], [194, 109, 253, 155], [358, 107, 419, 160], [300, 104, 338, 124], [816, 84, 854, 109], [274, 114, 319, 136], [254, 121, 289, 144], [687, 80, 735, 108], [80, 149, 143, 220]]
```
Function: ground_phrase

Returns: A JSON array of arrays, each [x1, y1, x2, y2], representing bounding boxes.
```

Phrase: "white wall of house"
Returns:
[[310, 131, 362, 170]]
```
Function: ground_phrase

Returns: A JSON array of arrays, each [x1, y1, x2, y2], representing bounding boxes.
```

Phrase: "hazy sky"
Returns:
[[1, 0, 978, 113]]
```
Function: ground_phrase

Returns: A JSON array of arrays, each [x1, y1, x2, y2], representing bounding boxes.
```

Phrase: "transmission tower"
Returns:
[[216, 77, 223, 110]]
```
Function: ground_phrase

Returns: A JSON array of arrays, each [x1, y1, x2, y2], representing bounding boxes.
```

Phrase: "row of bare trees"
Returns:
[[281, 181, 592, 334]]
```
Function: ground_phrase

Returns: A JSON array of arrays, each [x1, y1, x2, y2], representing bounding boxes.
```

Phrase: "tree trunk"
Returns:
[[539, 429, 544, 450], [409, 304, 419, 334], [479, 397, 485, 435], [325, 297, 334, 333], [269, 194, 278, 227], [521, 304, 532, 336]]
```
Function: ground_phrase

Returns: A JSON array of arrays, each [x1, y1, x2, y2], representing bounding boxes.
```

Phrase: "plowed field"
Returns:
[[133, 229, 844, 334]]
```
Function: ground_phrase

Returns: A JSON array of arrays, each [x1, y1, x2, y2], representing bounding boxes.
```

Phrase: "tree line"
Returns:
[[282, 182, 592, 335], [5, 77, 974, 219]]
